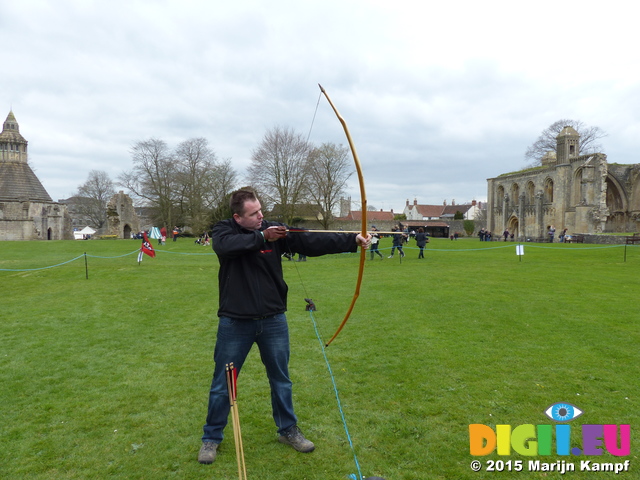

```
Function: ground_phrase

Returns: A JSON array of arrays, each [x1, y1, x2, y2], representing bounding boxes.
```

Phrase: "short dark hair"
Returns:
[[229, 188, 258, 216]]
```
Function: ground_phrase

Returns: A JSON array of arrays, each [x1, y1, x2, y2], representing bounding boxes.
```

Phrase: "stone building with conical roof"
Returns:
[[0, 111, 72, 240]]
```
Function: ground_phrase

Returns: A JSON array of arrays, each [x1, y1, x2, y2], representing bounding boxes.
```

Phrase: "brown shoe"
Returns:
[[198, 441, 219, 464], [278, 425, 315, 453]]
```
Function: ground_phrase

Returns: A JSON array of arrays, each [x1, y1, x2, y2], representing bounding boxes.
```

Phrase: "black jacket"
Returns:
[[211, 219, 358, 319]]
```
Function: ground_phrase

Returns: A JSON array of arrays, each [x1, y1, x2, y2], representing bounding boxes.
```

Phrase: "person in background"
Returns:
[[415, 227, 428, 259], [388, 226, 406, 258], [559, 228, 568, 243], [369, 226, 383, 260]]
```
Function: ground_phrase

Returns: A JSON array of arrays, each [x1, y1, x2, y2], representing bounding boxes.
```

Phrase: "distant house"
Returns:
[[463, 201, 484, 220], [340, 208, 395, 222], [403, 198, 480, 220]]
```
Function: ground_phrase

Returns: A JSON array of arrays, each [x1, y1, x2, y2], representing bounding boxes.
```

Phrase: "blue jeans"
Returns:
[[202, 314, 297, 443]]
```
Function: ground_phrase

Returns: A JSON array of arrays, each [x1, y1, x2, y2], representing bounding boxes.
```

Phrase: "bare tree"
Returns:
[[174, 138, 237, 234], [247, 126, 311, 224], [118, 138, 177, 229], [524, 119, 607, 166], [305, 143, 353, 229], [74, 170, 116, 229], [207, 159, 238, 224]]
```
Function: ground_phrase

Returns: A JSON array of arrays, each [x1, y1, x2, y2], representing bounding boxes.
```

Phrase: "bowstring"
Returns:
[[287, 86, 322, 298], [282, 89, 364, 480], [306, 89, 323, 144]]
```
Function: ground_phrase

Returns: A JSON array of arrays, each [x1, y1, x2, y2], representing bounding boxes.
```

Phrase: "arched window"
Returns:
[[511, 183, 520, 202], [572, 169, 583, 206], [526, 181, 535, 205], [605, 177, 624, 212], [544, 178, 554, 203]]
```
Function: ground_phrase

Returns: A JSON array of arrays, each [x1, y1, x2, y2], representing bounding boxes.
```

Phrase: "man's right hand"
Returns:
[[262, 226, 287, 242]]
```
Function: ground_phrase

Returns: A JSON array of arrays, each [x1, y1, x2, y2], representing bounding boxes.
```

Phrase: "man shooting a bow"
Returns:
[[198, 187, 370, 464]]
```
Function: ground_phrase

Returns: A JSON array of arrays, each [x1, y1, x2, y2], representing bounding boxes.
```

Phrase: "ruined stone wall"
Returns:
[[106, 191, 140, 239], [486, 153, 639, 240]]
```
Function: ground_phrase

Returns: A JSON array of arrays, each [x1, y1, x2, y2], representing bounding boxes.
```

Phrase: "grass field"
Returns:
[[1, 237, 639, 479]]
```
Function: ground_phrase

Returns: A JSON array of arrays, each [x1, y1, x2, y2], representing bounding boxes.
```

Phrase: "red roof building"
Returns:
[[340, 209, 395, 222], [403, 198, 480, 220]]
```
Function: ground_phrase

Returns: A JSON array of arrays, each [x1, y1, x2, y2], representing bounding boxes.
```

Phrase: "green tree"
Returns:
[[463, 219, 475, 236]]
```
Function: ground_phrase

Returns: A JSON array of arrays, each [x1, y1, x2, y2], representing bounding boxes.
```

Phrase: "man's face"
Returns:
[[234, 199, 264, 230]]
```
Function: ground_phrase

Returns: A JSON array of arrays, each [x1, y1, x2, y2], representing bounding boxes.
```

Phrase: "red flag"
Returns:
[[141, 232, 156, 258]]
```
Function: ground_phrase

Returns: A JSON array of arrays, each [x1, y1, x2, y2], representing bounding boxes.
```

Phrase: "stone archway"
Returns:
[[123, 224, 132, 239], [507, 216, 519, 239], [605, 175, 627, 232]]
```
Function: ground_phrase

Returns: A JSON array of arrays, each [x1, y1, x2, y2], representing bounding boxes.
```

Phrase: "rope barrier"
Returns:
[[153, 250, 215, 256], [1, 242, 636, 272], [515, 244, 624, 251], [85, 250, 141, 259], [0, 248, 216, 272], [0, 254, 86, 272], [385, 243, 632, 252]]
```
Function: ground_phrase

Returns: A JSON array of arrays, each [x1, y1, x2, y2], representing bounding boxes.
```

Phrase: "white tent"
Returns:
[[74, 226, 96, 240]]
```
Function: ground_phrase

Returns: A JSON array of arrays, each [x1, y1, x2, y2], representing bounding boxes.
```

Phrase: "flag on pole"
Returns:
[[140, 231, 156, 260]]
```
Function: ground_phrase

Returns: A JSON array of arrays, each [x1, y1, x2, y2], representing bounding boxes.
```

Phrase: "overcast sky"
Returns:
[[3, 0, 639, 213]]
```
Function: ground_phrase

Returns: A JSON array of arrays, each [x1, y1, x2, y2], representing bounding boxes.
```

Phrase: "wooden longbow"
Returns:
[[318, 84, 367, 347]]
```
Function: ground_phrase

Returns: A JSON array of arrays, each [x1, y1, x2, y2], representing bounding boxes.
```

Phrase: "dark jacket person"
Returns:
[[198, 188, 370, 465]]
